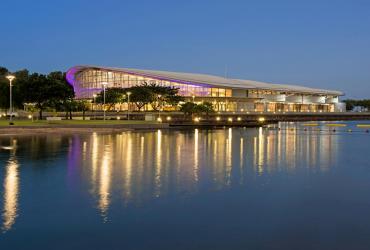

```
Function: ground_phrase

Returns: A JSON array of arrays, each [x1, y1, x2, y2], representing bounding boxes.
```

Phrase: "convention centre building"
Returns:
[[66, 65, 345, 112]]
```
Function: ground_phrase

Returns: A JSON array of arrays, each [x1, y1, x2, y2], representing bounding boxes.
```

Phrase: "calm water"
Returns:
[[1, 122, 370, 249]]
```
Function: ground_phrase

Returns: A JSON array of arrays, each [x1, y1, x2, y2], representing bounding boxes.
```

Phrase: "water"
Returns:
[[1, 122, 370, 249]]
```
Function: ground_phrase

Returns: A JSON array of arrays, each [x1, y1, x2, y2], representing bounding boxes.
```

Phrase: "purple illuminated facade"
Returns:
[[66, 66, 224, 99]]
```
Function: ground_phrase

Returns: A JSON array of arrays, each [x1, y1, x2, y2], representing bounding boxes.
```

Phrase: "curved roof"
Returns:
[[66, 65, 344, 96]]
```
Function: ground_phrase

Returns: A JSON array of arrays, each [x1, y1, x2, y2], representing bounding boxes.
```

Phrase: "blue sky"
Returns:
[[1, 0, 369, 98]]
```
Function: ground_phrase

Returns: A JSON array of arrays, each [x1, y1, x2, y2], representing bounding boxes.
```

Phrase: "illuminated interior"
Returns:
[[66, 66, 345, 112]]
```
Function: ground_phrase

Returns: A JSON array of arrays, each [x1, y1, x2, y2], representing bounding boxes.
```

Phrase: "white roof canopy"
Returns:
[[68, 65, 344, 96]]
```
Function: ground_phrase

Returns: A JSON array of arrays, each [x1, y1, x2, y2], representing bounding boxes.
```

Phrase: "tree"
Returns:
[[180, 102, 215, 117], [22, 72, 74, 119], [344, 100, 355, 111], [13, 69, 30, 109], [127, 85, 152, 111], [59, 99, 77, 120], [0, 67, 30, 110], [93, 83, 184, 112], [195, 102, 215, 117], [96, 87, 126, 111], [21, 73, 50, 119], [75, 100, 90, 120], [48, 72, 75, 119], [343, 99, 370, 111], [0, 67, 10, 109], [180, 102, 198, 116], [145, 83, 183, 110]]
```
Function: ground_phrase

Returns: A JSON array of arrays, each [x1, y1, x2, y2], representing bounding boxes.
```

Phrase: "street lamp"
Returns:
[[121, 94, 126, 112], [126, 91, 131, 120], [101, 82, 108, 121], [92, 94, 97, 120], [6, 75, 15, 125], [157, 94, 162, 121]]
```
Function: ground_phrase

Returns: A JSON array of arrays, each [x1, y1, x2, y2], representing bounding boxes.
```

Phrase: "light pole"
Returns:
[[157, 94, 162, 121], [126, 91, 131, 120], [121, 94, 126, 112], [92, 94, 97, 120], [102, 82, 108, 121], [6, 75, 15, 125]]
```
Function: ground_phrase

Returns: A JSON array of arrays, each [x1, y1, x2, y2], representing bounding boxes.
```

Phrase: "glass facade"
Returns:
[[68, 67, 342, 113], [74, 69, 231, 99]]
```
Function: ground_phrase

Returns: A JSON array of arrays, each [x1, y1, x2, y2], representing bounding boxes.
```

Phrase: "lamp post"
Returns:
[[157, 94, 162, 121], [92, 94, 97, 120], [126, 91, 131, 120], [121, 94, 126, 112], [101, 82, 108, 121], [6, 75, 15, 125]]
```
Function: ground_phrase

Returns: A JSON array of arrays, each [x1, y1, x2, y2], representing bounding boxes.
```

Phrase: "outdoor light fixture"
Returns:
[[92, 94, 97, 120], [28, 114, 32, 119], [237, 117, 242, 121], [194, 117, 200, 122], [101, 82, 108, 121], [157, 117, 162, 122], [166, 116, 171, 121], [117, 116, 120, 120], [216, 117, 221, 121], [157, 94, 162, 121], [228, 118, 233, 122], [127, 91, 132, 120], [258, 117, 266, 122], [6, 75, 15, 125]]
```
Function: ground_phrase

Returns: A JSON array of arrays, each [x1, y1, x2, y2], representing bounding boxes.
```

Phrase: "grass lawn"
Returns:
[[0, 119, 161, 127]]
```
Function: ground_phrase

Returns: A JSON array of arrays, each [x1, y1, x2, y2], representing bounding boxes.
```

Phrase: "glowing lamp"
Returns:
[[6, 75, 15, 82]]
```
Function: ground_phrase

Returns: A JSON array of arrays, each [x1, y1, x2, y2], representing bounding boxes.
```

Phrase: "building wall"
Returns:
[[72, 68, 344, 113], [326, 96, 339, 104], [334, 102, 346, 112], [73, 69, 232, 99], [232, 89, 246, 98]]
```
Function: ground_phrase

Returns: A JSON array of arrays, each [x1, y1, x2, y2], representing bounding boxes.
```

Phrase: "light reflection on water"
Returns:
[[0, 123, 342, 233], [2, 140, 19, 232], [80, 124, 337, 220]]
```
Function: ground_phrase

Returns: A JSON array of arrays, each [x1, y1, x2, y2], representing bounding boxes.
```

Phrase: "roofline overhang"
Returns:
[[66, 65, 344, 96]]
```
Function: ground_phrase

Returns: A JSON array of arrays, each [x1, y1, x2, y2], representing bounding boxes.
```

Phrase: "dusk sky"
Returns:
[[1, 0, 369, 98]]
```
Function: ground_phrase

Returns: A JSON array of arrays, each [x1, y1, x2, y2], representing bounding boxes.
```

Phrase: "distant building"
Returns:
[[66, 65, 345, 112], [352, 106, 368, 112]]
